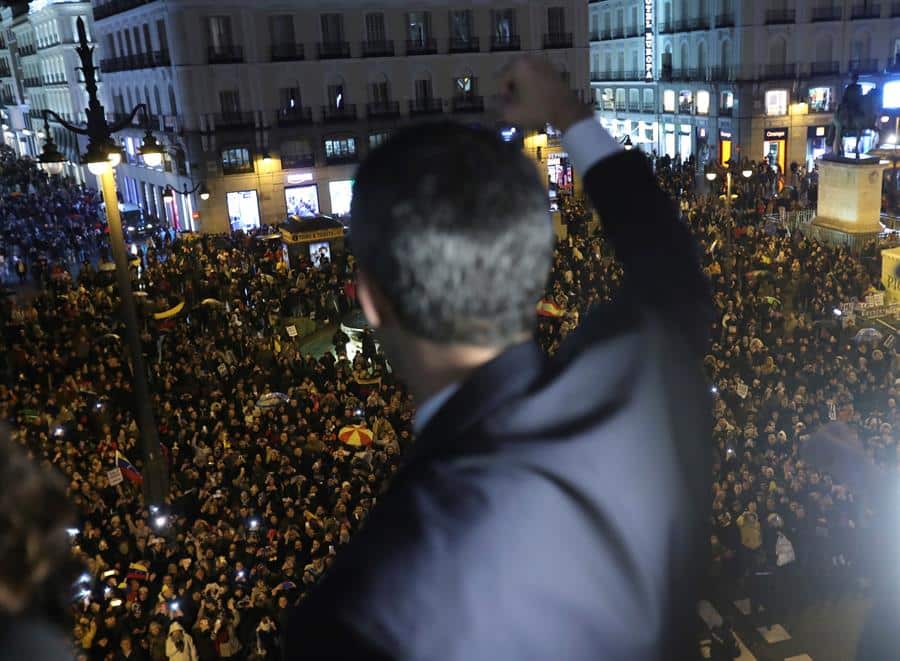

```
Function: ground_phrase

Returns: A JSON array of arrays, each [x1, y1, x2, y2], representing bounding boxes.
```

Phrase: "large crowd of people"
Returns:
[[1, 144, 898, 658], [1, 152, 412, 660]]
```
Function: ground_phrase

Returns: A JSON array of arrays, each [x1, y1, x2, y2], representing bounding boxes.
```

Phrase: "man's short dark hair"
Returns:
[[350, 122, 554, 347]]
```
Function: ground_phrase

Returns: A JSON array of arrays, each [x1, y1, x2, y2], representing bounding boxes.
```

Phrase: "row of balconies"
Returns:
[[37, 39, 63, 51], [196, 34, 556, 65], [18, 44, 36, 57], [210, 97, 485, 130], [592, 3, 900, 38], [100, 50, 171, 73], [593, 15, 733, 41], [100, 96, 485, 135], [591, 59, 883, 84]]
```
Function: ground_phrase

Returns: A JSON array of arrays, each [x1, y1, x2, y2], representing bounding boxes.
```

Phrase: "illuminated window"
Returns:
[[678, 90, 693, 113], [808, 87, 832, 112], [696, 90, 710, 115], [721, 91, 734, 110], [884, 81, 900, 109], [221, 147, 253, 175], [324, 136, 357, 161], [369, 131, 390, 149], [765, 89, 788, 116], [663, 89, 676, 112]]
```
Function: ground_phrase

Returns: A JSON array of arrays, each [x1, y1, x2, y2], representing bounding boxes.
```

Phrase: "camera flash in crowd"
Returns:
[[170, 601, 179, 611], [154, 515, 168, 529], [66, 527, 80, 537], [250, 519, 259, 530], [833, 308, 842, 317], [54, 426, 64, 436]]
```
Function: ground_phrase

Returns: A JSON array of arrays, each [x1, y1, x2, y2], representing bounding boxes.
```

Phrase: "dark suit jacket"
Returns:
[[284, 151, 712, 660]]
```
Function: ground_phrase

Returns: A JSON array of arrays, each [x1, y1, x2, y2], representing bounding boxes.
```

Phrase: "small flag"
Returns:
[[116, 451, 143, 484], [536, 299, 565, 318], [127, 562, 149, 581]]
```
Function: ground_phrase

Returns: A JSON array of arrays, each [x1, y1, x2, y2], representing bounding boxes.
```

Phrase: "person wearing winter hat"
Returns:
[[165, 622, 198, 661]]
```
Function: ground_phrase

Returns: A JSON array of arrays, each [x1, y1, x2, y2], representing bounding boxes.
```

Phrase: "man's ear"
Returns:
[[356, 270, 395, 330]]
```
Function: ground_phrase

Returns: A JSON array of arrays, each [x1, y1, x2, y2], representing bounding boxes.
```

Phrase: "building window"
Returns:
[[643, 88, 655, 111], [808, 86, 832, 112], [765, 89, 788, 116], [365, 13, 386, 43], [370, 77, 390, 103], [601, 88, 614, 111], [721, 90, 734, 111], [407, 11, 432, 45], [324, 136, 357, 160], [327, 83, 344, 109], [281, 139, 314, 169], [221, 146, 253, 175], [285, 185, 319, 217], [279, 86, 301, 111], [219, 90, 241, 115], [628, 88, 640, 111], [329, 180, 354, 216], [663, 89, 676, 112], [369, 131, 390, 149], [696, 90, 710, 115], [450, 9, 473, 43], [492, 8, 517, 41], [206, 16, 233, 50], [321, 14, 345, 43], [678, 90, 693, 113], [269, 15, 296, 46], [548, 7, 566, 34]]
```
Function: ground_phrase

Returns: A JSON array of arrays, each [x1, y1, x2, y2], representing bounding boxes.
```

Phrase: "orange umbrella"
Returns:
[[536, 298, 564, 318], [338, 425, 373, 447]]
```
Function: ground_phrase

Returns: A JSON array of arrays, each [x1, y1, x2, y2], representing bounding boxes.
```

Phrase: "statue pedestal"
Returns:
[[809, 157, 886, 249]]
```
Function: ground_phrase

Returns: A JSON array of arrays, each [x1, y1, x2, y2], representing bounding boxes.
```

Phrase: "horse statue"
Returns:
[[831, 74, 880, 157]]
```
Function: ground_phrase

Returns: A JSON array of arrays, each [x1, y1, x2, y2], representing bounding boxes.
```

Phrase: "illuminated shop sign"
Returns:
[[644, 0, 654, 81], [764, 128, 787, 140]]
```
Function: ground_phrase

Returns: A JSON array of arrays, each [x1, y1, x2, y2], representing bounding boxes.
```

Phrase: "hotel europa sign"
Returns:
[[644, 0, 654, 81]]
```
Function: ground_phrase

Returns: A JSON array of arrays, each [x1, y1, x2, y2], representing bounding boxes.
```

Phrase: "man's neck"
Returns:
[[403, 340, 508, 406]]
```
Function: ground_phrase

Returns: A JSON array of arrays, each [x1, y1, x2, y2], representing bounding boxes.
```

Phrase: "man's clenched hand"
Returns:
[[499, 57, 592, 132]]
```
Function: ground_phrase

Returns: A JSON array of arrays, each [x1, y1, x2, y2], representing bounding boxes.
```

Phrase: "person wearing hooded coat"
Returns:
[[164, 622, 198, 661]]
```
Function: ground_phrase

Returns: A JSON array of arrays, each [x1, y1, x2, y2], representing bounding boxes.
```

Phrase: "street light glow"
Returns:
[[87, 159, 111, 176]]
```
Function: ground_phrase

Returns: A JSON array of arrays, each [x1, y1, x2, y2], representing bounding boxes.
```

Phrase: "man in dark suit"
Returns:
[[284, 58, 711, 660]]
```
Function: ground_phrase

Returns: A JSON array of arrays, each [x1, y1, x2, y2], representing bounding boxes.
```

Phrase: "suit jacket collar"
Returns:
[[403, 339, 546, 468]]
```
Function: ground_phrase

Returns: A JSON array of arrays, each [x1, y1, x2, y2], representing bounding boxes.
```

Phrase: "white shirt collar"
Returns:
[[413, 381, 460, 436]]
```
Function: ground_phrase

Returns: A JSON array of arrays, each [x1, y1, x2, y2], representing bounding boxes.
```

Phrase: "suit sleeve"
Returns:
[[581, 149, 712, 354]]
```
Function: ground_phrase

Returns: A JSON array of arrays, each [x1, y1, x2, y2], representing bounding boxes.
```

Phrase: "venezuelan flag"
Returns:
[[127, 562, 149, 581], [116, 451, 143, 484]]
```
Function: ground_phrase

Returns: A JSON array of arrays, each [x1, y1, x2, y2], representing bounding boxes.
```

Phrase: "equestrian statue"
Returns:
[[831, 73, 880, 157]]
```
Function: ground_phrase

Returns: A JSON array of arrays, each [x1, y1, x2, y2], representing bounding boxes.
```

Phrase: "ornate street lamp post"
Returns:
[[39, 17, 168, 508]]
